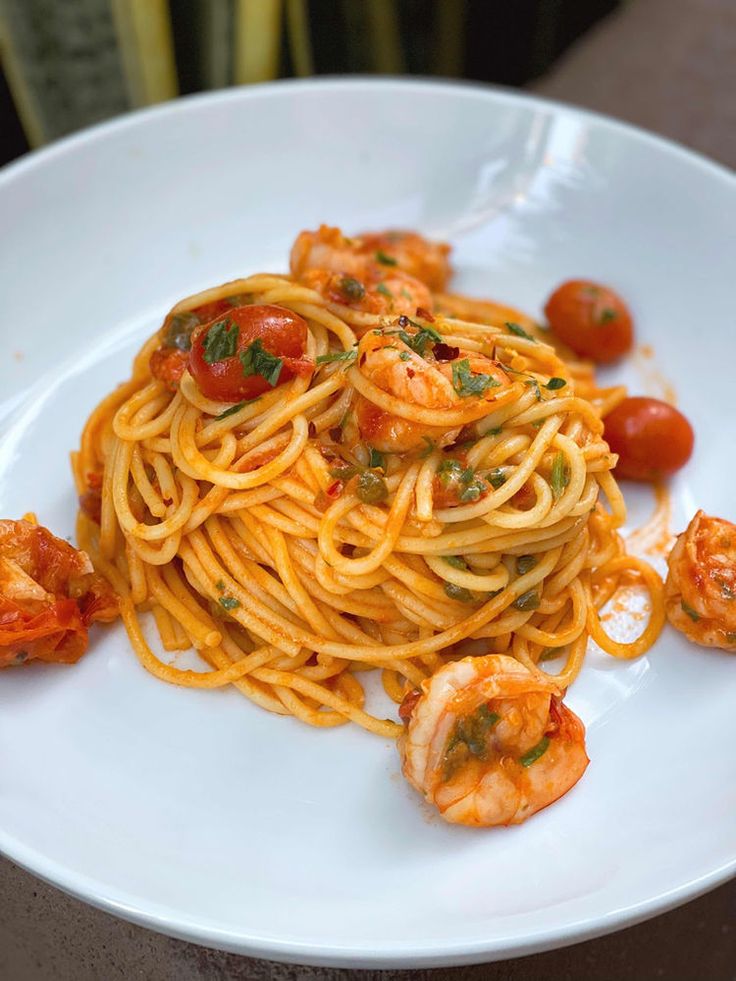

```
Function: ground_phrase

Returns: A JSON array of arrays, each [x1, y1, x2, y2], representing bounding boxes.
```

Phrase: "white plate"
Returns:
[[0, 79, 734, 969]]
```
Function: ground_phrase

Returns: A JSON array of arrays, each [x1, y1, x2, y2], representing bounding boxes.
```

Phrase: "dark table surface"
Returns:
[[2, 0, 735, 978]]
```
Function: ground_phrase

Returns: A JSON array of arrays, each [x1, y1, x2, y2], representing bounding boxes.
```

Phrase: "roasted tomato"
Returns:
[[150, 294, 247, 390], [188, 304, 314, 402], [544, 279, 633, 363], [0, 519, 118, 668], [604, 397, 694, 481]]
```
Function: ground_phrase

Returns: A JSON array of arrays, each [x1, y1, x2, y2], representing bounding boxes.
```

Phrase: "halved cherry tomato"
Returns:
[[604, 397, 694, 481], [189, 304, 314, 402], [544, 279, 633, 363]]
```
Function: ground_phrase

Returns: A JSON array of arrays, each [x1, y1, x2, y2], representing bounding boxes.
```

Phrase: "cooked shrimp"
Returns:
[[0, 519, 118, 667], [355, 229, 452, 291], [291, 225, 450, 288], [399, 654, 589, 827], [290, 225, 434, 317], [355, 328, 510, 452], [665, 510, 736, 651], [300, 266, 432, 319]]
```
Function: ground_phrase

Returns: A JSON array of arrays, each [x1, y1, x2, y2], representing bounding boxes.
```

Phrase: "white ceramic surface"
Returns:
[[0, 79, 734, 968]]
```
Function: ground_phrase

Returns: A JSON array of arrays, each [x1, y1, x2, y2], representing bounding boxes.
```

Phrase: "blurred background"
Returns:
[[1, 0, 734, 169]]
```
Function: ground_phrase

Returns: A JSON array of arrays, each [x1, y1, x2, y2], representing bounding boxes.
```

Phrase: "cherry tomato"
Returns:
[[189, 304, 313, 402], [604, 397, 694, 481], [544, 280, 633, 363]]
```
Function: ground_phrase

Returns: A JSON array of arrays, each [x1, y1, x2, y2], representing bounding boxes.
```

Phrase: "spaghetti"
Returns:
[[72, 227, 665, 742]]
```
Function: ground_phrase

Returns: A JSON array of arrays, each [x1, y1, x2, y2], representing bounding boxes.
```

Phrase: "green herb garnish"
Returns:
[[506, 321, 536, 342], [357, 471, 388, 504], [516, 555, 537, 575], [375, 249, 397, 266], [219, 596, 241, 611], [215, 397, 260, 420], [444, 582, 473, 603], [419, 436, 436, 458], [203, 318, 239, 364], [451, 359, 500, 398], [544, 377, 567, 390], [519, 736, 549, 767], [399, 351, 410, 361], [329, 463, 359, 480], [368, 448, 386, 470], [513, 590, 540, 612], [598, 308, 618, 324], [239, 339, 283, 386], [460, 479, 487, 502], [488, 468, 507, 489], [316, 349, 358, 364], [444, 555, 469, 570], [681, 600, 700, 622], [339, 276, 365, 301], [376, 282, 393, 298], [215, 579, 225, 593], [443, 704, 501, 776], [550, 452, 569, 500]]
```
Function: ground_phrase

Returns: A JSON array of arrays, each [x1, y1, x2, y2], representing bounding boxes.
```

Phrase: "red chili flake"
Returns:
[[415, 307, 435, 322], [359, 353, 367, 367], [326, 480, 344, 498], [433, 342, 460, 362], [399, 688, 422, 722], [406, 368, 415, 378]]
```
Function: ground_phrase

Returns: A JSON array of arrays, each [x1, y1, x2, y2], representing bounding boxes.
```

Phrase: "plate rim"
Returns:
[[1, 76, 735, 968]]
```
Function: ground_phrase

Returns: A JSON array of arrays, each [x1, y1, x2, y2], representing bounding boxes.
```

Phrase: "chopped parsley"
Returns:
[[215, 397, 259, 420], [239, 339, 283, 386], [505, 321, 536, 342], [444, 555, 469, 570], [399, 351, 411, 361], [419, 436, 436, 458], [389, 320, 443, 357], [215, 579, 225, 593], [460, 480, 486, 502], [375, 249, 397, 266], [550, 452, 570, 500], [451, 359, 500, 398], [681, 600, 700, 622], [598, 308, 618, 324], [316, 349, 358, 364], [544, 377, 567, 390], [519, 737, 549, 767], [203, 318, 239, 363], [219, 596, 241, 611], [376, 282, 393, 298], [368, 448, 386, 470]]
